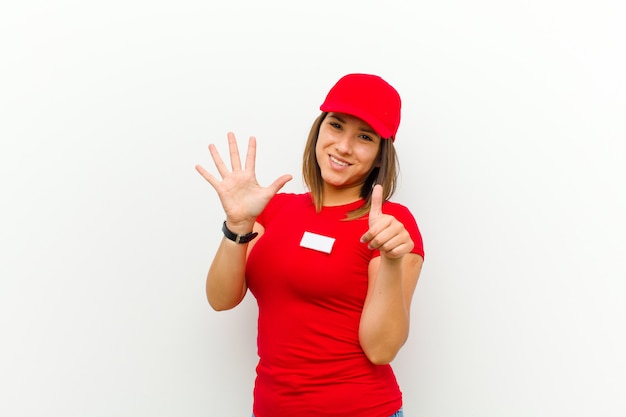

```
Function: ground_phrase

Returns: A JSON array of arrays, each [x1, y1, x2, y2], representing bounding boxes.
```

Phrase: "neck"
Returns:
[[321, 184, 362, 207]]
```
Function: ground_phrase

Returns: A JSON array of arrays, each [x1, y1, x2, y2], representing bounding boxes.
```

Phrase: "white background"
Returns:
[[1, 1, 625, 416]]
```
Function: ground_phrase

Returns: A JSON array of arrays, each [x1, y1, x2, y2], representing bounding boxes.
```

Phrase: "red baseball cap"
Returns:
[[320, 73, 401, 141]]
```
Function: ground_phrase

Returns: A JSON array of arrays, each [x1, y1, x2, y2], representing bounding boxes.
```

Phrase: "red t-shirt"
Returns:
[[246, 193, 424, 417]]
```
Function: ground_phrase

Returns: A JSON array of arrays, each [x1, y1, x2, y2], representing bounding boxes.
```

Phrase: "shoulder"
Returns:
[[381, 200, 416, 221], [382, 200, 425, 258]]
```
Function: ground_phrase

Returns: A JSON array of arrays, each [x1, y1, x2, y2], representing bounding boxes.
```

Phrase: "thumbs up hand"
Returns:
[[360, 184, 414, 259]]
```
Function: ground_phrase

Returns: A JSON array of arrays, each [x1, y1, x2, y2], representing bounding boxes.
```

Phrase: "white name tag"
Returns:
[[300, 231, 335, 254]]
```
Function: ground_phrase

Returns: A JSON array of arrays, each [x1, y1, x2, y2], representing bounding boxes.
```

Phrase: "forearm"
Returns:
[[206, 221, 255, 311], [359, 257, 410, 365], [196, 133, 291, 310]]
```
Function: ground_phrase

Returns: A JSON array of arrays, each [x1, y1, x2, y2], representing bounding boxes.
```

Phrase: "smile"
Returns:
[[329, 155, 350, 167]]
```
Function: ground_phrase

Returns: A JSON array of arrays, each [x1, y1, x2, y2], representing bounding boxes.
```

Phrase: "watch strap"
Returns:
[[222, 221, 258, 244]]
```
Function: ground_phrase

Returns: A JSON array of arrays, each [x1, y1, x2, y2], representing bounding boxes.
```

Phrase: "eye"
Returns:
[[359, 134, 374, 142], [329, 121, 341, 129]]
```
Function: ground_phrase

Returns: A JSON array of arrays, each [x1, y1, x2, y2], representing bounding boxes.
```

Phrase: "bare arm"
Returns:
[[358, 184, 424, 364], [359, 253, 423, 364], [205, 221, 264, 311], [195, 133, 291, 311]]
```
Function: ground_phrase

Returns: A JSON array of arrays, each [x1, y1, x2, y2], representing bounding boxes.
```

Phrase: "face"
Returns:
[[315, 112, 382, 200]]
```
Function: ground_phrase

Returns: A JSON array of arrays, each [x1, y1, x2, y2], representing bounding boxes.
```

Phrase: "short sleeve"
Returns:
[[374, 202, 424, 259]]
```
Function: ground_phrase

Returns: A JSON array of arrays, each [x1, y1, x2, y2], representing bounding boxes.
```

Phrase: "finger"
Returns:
[[227, 132, 243, 171], [208, 144, 230, 179], [368, 228, 414, 257], [244, 136, 257, 172], [361, 215, 390, 244], [380, 241, 414, 258], [369, 184, 384, 226], [267, 174, 293, 195], [371, 230, 409, 252], [195, 164, 220, 189], [361, 215, 394, 246]]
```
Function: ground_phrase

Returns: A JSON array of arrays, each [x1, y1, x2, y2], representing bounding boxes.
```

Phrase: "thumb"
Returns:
[[369, 184, 383, 227], [268, 174, 293, 195]]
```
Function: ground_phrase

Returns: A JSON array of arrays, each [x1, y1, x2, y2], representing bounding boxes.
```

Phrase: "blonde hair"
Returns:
[[302, 112, 399, 220]]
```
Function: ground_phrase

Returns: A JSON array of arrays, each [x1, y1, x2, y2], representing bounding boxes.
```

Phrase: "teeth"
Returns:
[[330, 155, 349, 166]]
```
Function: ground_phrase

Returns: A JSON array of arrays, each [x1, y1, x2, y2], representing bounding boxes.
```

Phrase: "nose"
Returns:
[[334, 132, 352, 155]]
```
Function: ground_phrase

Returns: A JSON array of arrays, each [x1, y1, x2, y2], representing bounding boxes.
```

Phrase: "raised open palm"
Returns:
[[195, 132, 292, 227]]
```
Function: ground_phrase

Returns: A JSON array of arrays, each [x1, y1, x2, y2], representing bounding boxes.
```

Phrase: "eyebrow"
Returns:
[[328, 114, 380, 137]]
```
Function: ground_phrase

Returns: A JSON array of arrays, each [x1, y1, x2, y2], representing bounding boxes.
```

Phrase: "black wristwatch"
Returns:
[[222, 221, 259, 244]]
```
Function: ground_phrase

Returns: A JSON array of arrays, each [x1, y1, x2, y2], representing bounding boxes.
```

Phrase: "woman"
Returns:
[[196, 73, 424, 417]]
